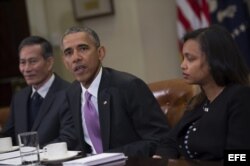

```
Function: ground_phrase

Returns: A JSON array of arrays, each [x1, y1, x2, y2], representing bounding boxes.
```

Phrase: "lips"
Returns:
[[73, 64, 87, 74], [182, 73, 189, 79], [23, 74, 36, 80]]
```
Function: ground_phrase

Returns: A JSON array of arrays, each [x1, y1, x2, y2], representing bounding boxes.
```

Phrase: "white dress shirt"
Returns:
[[80, 68, 102, 154], [31, 74, 55, 98]]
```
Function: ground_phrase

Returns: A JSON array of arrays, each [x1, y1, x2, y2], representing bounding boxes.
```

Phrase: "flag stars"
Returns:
[[233, 29, 240, 36], [231, 23, 247, 38], [239, 24, 246, 32]]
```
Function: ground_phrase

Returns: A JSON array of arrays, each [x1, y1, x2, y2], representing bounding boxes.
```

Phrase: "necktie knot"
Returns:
[[32, 91, 40, 100], [85, 91, 92, 101], [32, 92, 43, 105]]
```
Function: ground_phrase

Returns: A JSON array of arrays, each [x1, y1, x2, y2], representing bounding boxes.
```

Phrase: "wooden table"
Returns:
[[42, 157, 223, 166]]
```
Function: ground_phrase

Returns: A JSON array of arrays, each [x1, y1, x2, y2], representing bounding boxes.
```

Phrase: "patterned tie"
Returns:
[[83, 91, 103, 153], [29, 91, 43, 130]]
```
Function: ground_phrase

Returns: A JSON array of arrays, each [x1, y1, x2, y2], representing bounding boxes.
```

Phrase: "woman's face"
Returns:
[[180, 39, 213, 85]]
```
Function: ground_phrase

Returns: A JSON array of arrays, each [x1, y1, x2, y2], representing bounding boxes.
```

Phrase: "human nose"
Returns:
[[180, 59, 186, 70], [22, 62, 32, 72], [72, 50, 82, 63]]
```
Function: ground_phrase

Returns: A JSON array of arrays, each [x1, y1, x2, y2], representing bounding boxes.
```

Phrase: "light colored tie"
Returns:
[[83, 91, 103, 153]]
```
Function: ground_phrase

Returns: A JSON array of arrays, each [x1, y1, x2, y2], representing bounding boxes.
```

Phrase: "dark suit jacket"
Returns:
[[66, 67, 169, 157], [3, 74, 77, 149], [156, 84, 250, 160]]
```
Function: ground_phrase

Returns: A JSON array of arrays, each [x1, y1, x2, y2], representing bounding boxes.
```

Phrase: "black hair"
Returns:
[[61, 26, 100, 48], [18, 36, 53, 59], [183, 25, 249, 86]]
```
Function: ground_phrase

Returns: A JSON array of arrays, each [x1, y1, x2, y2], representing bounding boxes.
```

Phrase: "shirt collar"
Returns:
[[32, 74, 55, 98], [81, 67, 102, 98]]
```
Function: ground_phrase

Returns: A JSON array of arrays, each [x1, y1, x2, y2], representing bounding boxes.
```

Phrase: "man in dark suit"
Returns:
[[60, 26, 169, 156], [2, 36, 76, 149]]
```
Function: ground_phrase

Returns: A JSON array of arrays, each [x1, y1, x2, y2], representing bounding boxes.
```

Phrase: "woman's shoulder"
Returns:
[[221, 84, 250, 106], [225, 84, 250, 96]]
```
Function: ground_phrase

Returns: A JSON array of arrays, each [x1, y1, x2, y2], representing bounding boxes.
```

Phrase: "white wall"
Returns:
[[136, 0, 181, 82], [84, 0, 146, 80], [25, 0, 182, 83]]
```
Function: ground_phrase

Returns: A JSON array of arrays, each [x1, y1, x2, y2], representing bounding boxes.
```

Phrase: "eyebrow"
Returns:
[[77, 43, 89, 48], [19, 56, 38, 60], [63, 47, 71, 53]]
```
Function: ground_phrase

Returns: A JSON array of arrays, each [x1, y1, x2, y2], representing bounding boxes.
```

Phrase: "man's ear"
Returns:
[[47, 56, 54, 71], [98, 46, 105, 61]]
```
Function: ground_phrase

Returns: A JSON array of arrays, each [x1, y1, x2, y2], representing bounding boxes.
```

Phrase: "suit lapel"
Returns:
[[98, 90, 111, 151], [31, 75, 59, 130], [177, 106, 204, 135], [98, 68, 111, 151], [68, 81, 87, 150], [17, 88, 31, 132], [32, 93, 54, 130], [71, 82, 82, 136]]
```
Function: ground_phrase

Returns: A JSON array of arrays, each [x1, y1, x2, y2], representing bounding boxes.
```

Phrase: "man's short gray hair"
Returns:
[[61, 26, 100, 48]]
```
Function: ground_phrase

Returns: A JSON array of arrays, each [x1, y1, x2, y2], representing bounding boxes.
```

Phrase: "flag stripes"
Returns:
[[177, 0, 210, 47]]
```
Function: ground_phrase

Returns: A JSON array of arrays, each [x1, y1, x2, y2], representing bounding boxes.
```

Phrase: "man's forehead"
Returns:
[[19, 54, 41, 60], [63, 33, 94, 48]]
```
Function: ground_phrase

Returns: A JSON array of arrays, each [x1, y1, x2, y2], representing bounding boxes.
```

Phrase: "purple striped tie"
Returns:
[[83, 91, 103, 153]]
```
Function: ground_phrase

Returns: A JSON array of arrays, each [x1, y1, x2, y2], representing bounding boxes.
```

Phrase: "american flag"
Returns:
[[177, 0, 250, 67], [176, 0, 210, 48], [209, 0, 250, 67]]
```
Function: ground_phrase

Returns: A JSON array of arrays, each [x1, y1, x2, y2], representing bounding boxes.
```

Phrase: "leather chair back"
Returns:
[[0, 107, 10, 132], [148, 79, 199, 127]]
